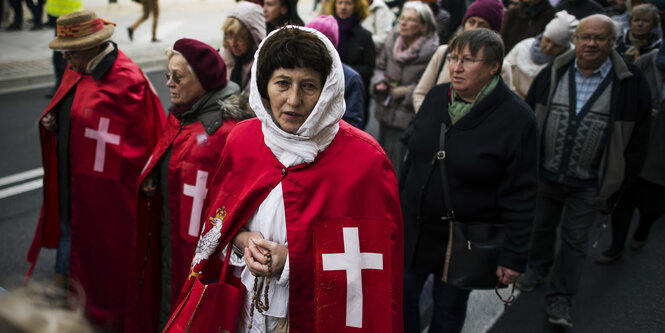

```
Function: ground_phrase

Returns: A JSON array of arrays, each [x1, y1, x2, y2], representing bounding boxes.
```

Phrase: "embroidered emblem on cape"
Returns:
[[192, 207, 227, 267]]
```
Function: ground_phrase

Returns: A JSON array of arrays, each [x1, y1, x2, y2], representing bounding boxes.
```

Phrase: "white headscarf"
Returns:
[[248, 26, 346, 167]]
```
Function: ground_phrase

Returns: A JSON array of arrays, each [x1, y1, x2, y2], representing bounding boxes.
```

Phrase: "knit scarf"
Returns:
[[393, 35, 426, 63], [335, 15, 357, 59], [530, 34, 556, 65], [230, 50, 254, 89], [624, 30, 650, 62], [448, 75, 499, 124]]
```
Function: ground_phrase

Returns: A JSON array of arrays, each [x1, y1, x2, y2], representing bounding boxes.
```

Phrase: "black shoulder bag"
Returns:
[[435, 121, 506, 290]]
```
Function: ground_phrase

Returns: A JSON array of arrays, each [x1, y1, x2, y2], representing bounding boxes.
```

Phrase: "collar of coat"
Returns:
[[551, 48, 633, 83]]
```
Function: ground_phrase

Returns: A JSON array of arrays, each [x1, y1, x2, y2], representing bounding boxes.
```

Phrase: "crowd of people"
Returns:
[[1, 0, 663, 332]]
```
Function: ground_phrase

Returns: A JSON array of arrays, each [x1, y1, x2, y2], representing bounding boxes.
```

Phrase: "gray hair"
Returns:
[[165, 48, 196, 78], [401, 1, 437, 37], [576, 14, 619, 45]]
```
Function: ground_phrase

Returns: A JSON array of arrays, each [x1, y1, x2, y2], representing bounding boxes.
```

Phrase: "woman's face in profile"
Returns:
[[166, 54, 206, 106], [540, 36, 567, 56], [264, 0, 288, 25], [267, 67, 323, 134]]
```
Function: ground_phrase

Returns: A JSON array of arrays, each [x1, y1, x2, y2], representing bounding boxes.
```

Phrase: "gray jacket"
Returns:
[[634, 49, 665, 186]]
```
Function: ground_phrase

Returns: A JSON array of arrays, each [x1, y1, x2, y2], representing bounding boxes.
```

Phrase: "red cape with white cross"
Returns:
[[26, 50, 165, 331], [124, 112, 241, 333], [168, 119, 404, 332]]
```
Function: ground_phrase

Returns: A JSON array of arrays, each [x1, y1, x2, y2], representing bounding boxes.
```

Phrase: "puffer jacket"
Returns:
[[371, 28, 439, 129]]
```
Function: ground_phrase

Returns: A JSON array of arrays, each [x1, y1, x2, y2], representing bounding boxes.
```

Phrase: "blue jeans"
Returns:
[[55, 219, 71, 275], [403, 268, 471, 333], [527, 177, 599, 304]]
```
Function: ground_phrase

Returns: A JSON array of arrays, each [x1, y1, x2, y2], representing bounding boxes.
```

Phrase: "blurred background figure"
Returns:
[[371, 0, 438, 174], [361, 0, 395, 51], [307, 14, 366, 128], [0, 285, 94, 333], [327, 0, 376, 126], [615, 3, 662, 62], [127, 0, 160, 42], [263, 0, 303, 33], [502, 0, 557, 52], [44, 0, 82, 98], [555, 0, 603, 19], [6, 0, 23, 30], [412, 0, 507, 112], [26, 0, 46, 30], [504, 10, 578, 98], [220, 1, 266, 96], [422, 0, 452, 45], [595, 43, 665, 264], [610, 0, 651, 34], [129, 38, 252, 333]]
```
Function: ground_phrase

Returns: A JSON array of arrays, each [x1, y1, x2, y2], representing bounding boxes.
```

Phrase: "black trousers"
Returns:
[[608, 178, 665, 251]]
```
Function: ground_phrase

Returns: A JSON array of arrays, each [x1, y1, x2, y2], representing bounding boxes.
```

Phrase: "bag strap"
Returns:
[[434, 120, 455, 221]]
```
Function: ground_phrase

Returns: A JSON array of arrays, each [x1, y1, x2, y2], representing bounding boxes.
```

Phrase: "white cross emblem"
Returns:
[[183, 170, 209, 237], [321, 227, 384, 328], [84, 117, 121, 173]]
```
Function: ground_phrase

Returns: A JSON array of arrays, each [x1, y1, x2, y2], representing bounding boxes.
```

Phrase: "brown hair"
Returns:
[[326, 0, 370, 21], [449, 28, 504, 74], [256, 27, 332, 99]]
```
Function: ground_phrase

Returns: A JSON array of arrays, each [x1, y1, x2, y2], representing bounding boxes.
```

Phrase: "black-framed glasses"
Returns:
[[447, 54, 493, 67], [165, 72, 182, 84]]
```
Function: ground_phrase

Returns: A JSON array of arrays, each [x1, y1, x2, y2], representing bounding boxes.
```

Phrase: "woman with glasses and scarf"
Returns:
[[401, 29, 537, 333], [129, 38, 252, 332]]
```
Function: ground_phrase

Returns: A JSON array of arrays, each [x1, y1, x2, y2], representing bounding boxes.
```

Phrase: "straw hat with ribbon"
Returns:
[[49, 10, 116, 51]]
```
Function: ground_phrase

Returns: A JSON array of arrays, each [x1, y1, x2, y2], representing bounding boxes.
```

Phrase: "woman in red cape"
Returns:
[[164, 26, 404, 332]]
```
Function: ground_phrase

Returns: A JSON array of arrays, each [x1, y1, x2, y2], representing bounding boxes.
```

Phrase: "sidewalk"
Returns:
[[0, 0, 319, 93]]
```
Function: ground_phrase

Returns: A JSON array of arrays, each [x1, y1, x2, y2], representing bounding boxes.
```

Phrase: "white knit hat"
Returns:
[[543, 11, 579, 47]]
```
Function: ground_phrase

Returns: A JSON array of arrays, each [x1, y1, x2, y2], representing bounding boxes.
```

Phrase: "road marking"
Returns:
[[0, 168, 44, 187], [0, 179, 42, 200]]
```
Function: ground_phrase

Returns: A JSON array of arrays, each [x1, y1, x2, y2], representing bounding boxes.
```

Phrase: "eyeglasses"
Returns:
[[165, 72, 182, 84], [447, 54, 493, 67], [576, 34, 611, 44]]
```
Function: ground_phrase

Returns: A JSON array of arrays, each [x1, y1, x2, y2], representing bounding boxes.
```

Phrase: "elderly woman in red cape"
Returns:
[[26, 10, 166, 331], [164, 26, 403, 333]]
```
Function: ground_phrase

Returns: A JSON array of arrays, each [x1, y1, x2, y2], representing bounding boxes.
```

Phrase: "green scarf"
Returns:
[[448, 75, 499, 124]]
